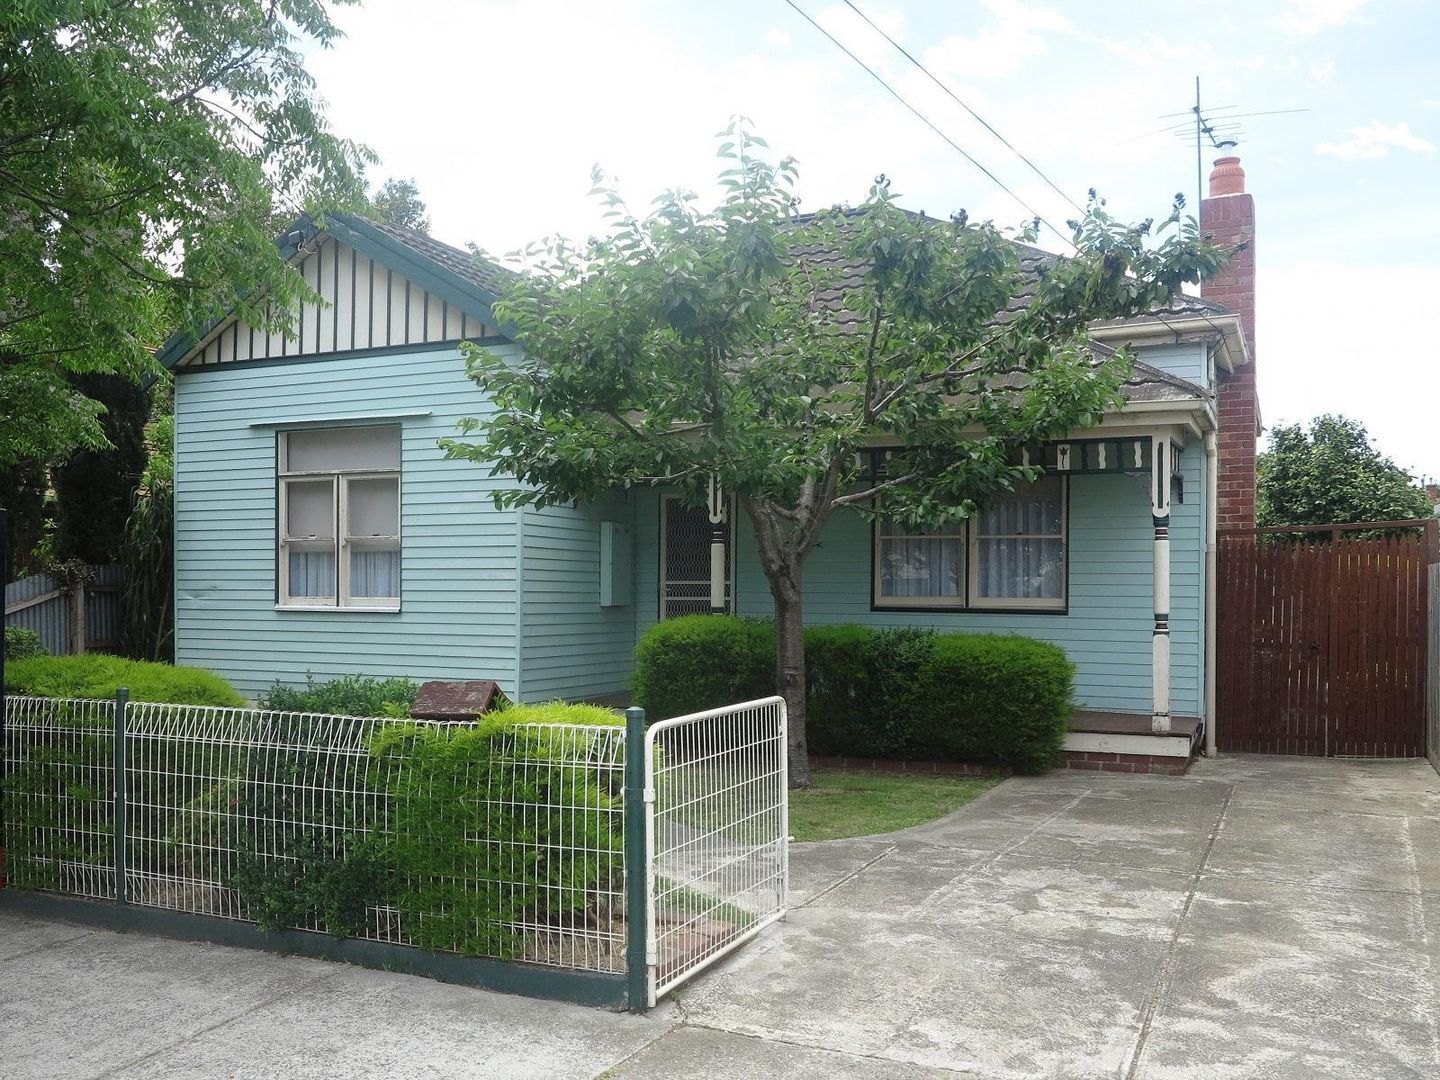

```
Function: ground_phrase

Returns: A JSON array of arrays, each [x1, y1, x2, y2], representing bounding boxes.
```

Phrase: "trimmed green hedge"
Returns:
[[631, 614, 775, 721], [4, 626, 47, 661], [4, 653, 245, 707], [369, 703, 623, 957], [632, 616, 1074, 773]]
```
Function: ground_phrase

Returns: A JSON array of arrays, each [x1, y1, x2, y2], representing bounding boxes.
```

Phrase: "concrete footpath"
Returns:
[[2, 754, 1437, 1078]]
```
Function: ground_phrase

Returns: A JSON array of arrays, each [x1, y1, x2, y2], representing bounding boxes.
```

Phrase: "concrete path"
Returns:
[[2, 754, 1437, 1078]]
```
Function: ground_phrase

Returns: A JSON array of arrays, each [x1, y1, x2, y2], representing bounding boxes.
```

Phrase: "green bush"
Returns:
[[630, 616, 1074, 772], [257, 673, 421, 718], [371, 703, 623, 958], [632, 614, 775, 719], [904, 634, 1074, 774], [4, 653, 245, 706], [4, 625, 47, 661], [806, 625, 935, 759]]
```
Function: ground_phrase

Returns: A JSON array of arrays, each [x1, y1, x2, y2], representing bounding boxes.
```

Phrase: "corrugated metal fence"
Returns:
[[4, 566, 121, 654]]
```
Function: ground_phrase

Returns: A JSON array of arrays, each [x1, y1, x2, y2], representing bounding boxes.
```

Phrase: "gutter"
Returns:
[[1204, 429, 1218, 757]]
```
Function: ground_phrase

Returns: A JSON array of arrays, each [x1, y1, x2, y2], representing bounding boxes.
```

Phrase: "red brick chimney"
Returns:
[[1200, 143, 1260, 530]]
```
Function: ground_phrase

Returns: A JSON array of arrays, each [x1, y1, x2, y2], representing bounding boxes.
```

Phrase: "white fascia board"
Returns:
[[1090, 314, 1249, 373]]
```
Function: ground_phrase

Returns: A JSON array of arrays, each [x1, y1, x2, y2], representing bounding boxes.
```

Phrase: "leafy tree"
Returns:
[[370, 177, 431, 231], [51, 374, 150, 564], [444, 123, 1223, 784], [1258, 414, 1432, 529], [0, 0, 371, 470]]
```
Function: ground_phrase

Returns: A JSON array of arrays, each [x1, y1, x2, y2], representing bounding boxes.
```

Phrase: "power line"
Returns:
[[841, 0, 1085, 216], [779, 0, 1074, 247]]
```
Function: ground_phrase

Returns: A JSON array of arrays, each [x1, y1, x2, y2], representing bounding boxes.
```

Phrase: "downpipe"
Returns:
[[1204, 429, 1218, 757]]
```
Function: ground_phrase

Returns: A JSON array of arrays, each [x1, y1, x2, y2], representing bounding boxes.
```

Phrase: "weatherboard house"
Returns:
[[163, 153, 1261, 773]]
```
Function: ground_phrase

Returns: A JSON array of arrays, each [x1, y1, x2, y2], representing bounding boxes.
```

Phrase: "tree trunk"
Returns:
[[772, 572, 812, 788]]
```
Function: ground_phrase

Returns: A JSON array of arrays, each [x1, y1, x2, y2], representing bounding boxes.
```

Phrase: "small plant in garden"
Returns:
[[231, 832, 396, 937], [258, 673, 421, 717], [4, 625, 46, 661]]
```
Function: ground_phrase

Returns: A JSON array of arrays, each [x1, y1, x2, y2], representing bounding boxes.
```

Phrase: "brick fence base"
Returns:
[[1062, 750, 1194, 776]]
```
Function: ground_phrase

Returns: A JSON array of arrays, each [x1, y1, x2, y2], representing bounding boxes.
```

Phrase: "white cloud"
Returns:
[[1316, 120, 1436, 160], [1272, 0, 1374, 37], [922, 0, 1074, 81], [765, 27, 791, 47], [1307, 58, 1336, 85], [1261, 262, 1440, 477]]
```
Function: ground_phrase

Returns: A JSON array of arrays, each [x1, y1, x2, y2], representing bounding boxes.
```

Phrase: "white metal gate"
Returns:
[[643, 696, 788, 1006]]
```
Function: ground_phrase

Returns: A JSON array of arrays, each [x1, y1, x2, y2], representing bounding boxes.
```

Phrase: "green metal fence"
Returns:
[[0, 692, 789, 1010]]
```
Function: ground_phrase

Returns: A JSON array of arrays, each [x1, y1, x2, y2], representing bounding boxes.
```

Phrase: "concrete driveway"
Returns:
[[2, 755, 1437, 1078]]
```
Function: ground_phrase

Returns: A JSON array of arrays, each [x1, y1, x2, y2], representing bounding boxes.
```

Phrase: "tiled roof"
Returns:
[[364, 218, 516, 299], [787, 213, 1213, 404]]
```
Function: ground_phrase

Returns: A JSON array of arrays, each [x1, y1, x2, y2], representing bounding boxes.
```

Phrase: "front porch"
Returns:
[[1063, 710, 1203, 776]]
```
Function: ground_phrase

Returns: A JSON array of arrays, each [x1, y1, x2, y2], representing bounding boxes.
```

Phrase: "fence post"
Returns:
[[113, 687, 129, 905], [623, 705, 649, 1012]]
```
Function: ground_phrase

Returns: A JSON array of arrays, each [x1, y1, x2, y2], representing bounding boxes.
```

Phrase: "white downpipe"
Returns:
[[1204, 430, 1219, 757]]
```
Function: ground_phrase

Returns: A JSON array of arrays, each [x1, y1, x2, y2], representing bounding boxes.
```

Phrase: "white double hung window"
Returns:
[[278, 426, 401, 609], [873, 475, 1066, 611]]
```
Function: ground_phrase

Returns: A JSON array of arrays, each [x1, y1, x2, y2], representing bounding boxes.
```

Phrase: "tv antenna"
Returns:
[[1120, 77, 1307, 210]]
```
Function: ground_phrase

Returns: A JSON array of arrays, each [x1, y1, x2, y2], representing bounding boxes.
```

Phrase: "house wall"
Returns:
[[517, 493, 638, 702], [633, 442, 1207, 718], [1135, 341, 1207, 387], [173, 342, 523, 700]]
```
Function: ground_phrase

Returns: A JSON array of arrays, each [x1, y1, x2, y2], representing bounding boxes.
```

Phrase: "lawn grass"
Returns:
[[788, 768, 1002, 842]]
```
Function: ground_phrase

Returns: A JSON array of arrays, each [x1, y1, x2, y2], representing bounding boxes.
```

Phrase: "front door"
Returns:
[[660, 495, 733, 619]]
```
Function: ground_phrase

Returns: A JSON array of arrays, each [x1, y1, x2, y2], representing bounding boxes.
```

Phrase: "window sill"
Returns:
[[274, 604, 401, 613], [872, 602, 1067, 615]]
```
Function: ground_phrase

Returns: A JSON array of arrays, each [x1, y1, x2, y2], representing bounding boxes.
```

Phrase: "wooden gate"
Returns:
[[1217, 521, 1437, 757]]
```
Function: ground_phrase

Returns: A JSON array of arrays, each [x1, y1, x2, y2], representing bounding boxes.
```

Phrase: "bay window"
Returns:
[[278, 426, 401, 609], [874, 475, 1066, 611]]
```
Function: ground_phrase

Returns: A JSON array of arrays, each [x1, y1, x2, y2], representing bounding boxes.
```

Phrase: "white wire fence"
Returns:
[[2, 692, 789, 1007], [645, 695, 789, 1006], [2, 695, 627, 974]]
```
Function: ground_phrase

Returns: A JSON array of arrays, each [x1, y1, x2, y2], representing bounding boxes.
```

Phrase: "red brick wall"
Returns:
[[1201, 187, 1259, 530]]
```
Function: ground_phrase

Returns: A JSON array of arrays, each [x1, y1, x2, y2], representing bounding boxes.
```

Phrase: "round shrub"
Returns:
[[4, 626, 47, 661], [632, 615, 775, 719], [904, 634, 1074, 774], [4, 653, 245, 707]]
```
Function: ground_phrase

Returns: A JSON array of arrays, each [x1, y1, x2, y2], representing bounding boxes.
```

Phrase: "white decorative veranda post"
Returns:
[[707, 477, 727, 615], [1151, 434, 1172, 734]]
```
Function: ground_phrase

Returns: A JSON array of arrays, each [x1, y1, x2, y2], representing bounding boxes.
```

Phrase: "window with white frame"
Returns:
[[278, 426, 401, 609], [873, 475, 1066, 611]]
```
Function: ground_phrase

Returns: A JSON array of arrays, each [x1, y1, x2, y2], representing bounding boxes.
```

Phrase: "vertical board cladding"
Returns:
[[518, 493, 638, 702], [632, 445, 1206, 718], [1133, 341, 1208, 387], [173, 343, 522, 700]]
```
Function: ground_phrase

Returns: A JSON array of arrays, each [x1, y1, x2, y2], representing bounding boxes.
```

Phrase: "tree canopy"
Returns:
[[370, 177, 431, 231], [444, 122, 1225, 782], [1258, 414, 1432, 528], [0, 0, 371, 470]]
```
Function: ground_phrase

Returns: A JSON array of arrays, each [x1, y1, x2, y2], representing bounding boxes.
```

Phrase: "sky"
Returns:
[[304, 0, 1440, 479]]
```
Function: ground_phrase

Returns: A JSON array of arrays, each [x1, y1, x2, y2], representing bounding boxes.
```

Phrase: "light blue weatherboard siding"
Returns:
[[174, 343, 523, 700], [1134, 341, 1207, 386], [518, 492, 638, 701], [633, 444, 1206, 718]]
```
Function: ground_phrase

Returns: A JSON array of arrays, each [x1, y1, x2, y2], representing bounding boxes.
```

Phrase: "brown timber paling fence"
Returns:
[[1429, 562, 1440, 775], [1217, 520, 1437, 758], [5, 566, 122, 655]]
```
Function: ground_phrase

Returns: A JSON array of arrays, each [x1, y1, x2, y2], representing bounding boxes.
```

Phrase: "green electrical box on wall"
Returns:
[[599, 520, 633, 607]]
